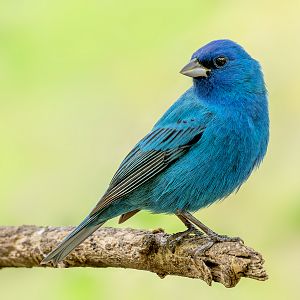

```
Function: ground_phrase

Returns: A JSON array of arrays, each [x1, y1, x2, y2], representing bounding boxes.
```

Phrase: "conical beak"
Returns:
[[180, 58, 210, 78]]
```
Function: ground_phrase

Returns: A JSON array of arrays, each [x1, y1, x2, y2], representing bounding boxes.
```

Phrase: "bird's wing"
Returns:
[[89, 117, 207, 216]]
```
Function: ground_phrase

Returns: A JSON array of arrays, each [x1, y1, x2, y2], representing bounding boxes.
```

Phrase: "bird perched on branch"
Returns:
[[42, 39, 269, 264]]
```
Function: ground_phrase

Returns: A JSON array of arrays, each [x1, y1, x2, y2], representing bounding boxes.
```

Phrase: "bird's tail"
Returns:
[[41, 214, 104, 265]]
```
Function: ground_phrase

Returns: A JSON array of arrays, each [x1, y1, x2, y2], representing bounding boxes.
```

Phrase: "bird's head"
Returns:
[[180, 39, 266, 101]]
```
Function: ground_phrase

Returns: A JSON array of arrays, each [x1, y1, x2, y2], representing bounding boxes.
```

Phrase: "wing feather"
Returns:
[[90, 122, 205, 216]]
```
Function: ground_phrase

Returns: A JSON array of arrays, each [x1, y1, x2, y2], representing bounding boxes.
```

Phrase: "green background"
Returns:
[[1, 1, 299, 299]]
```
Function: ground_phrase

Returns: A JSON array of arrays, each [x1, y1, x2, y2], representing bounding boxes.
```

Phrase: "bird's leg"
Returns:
[[175, 213, 203, 237], [166, 213, 203, 253], [180, 211, 243, 243]]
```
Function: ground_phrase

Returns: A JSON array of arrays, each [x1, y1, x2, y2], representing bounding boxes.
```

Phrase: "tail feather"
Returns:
[[41, 215, 104, 264]]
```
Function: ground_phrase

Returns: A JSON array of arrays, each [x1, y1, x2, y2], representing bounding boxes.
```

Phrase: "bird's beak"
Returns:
[[180, 58, 210, 78]]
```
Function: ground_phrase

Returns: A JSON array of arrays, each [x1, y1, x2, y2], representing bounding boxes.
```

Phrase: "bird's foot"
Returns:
[[166, 226, 203, 253], [209, 233, 244, 244], [177, 212, 244, 256], [192, 234, 244, 257]]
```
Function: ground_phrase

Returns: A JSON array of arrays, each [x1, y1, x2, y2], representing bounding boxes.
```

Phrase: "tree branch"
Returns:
[[0, 225, 267, 287]]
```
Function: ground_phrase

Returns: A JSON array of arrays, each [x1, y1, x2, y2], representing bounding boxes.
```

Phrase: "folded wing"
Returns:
[[90, 121, 206, 216]]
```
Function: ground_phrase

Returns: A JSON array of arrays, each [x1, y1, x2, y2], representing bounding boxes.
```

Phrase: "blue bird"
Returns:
[[42, 39, 269, 264]]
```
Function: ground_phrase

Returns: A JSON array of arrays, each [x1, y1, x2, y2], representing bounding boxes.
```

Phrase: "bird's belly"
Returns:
[[143, 128, 259, 214]]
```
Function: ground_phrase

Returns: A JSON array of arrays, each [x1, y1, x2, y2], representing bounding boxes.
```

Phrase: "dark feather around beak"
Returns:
[[180, 58, 210, 78]]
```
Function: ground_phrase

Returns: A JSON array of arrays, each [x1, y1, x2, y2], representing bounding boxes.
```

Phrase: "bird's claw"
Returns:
[[191, 234, 244, 257], [166, 226, 203, 253], [209, 234, 244, 244], [192, 240, 215, 257]]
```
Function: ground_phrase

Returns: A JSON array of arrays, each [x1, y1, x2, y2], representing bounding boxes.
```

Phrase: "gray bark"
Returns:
[[0, 225, 267, 288]]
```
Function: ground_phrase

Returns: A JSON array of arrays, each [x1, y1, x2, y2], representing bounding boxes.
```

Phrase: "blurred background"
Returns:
[[0, 0, 299, 299]]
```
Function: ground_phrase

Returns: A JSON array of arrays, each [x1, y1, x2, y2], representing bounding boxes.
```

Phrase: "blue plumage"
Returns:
[[42, 39, 269, 264]]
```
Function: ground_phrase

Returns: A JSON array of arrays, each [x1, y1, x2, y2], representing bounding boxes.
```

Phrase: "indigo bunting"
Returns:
[[42, 39, 269, 264]]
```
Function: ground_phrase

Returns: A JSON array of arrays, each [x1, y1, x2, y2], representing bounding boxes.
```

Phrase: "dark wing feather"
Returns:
[[90, 123, 205, 215]]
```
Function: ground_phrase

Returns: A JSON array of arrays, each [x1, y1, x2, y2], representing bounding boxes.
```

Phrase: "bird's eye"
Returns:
[[213, 56, 228, 68]]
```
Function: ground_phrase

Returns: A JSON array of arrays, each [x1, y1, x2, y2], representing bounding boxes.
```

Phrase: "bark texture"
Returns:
[[0, 225, 267, 287]]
